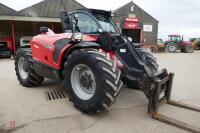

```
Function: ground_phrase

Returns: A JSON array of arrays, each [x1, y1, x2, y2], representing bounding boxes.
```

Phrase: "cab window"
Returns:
[[71, 13, 99, 34]]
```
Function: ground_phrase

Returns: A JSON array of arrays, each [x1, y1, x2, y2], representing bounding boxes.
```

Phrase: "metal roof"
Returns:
[[0, 15, 60, 22], [169, 34, 181, 37], [18, 0, 85, 18], [113, 1, 158, 23], [0, 0, 85, 22], [0, 3, 17, 16], [0, 0, 158, 24]]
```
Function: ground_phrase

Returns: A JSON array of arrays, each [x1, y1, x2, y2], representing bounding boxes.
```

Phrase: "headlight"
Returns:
[[72, 33, 83, 41]]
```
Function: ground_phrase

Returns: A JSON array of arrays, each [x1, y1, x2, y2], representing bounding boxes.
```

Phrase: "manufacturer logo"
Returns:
[[120, 49, 126, 53]]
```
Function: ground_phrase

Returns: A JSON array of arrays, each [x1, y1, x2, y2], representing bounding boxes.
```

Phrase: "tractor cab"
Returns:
[[156, 39, 165, 52], [120, 17, 143, 47], [168, 34, 183, 42]]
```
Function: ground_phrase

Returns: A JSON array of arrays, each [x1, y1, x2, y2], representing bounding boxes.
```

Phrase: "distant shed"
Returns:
[[113, 1, 159, 45]]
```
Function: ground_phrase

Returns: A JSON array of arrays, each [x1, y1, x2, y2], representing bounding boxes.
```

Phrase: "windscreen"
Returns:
[[94, 14, 119, 34], [169, 36, 181, 41], [98, 20, 117, 33]]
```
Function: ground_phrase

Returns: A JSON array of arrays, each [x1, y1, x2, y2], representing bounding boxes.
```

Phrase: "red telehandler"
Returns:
[[14, 9, 200, 132]]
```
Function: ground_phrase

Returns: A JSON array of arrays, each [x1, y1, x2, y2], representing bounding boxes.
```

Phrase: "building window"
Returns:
[[131, 5, 134, 12]]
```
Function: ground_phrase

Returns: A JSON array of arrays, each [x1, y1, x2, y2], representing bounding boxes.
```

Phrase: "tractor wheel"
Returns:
[[123, 48, 158, 90], [180, 48, 186, 53], [185, 46, 194, 53], [137, 48, 159, 73], [166, 43, 177, 53], [64, 49, 122, 113], [15, 48, 44, 87]]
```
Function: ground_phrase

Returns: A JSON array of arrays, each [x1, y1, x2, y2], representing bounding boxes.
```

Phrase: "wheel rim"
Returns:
[[18, 57, 28, 80], [169, 45, 176, 51], [186, 46, 193, 52], [71, 64, 96, 100]]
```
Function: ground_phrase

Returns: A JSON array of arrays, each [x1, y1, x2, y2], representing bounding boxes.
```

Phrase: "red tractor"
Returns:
[[165, 34, 193, 53], [14, 9, 200, 132]]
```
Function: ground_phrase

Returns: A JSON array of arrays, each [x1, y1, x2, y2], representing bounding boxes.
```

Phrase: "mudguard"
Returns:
[[71, 41, 100, 49], [57, 41, 100, 70], [54, 38, 69, 63], [64, 41, 100, 57]]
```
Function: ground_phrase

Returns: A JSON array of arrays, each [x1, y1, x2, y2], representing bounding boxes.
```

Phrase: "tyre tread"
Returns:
[[64, 49, 122, 113], [15, 48, 44, 87]]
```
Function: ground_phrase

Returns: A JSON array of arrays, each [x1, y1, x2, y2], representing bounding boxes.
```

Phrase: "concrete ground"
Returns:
[[0, 51, 200, 133]]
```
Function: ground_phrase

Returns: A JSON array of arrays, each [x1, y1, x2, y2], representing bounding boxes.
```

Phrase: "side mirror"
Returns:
[[74, 14, 79, 21], [39, 27, 48, 34], [60, 11, 73, 33]]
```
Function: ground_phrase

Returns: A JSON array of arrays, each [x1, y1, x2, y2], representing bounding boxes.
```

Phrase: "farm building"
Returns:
[[113, 1, 159, 45], [0, 0, 158, 55], [0, 0, 84, 55]]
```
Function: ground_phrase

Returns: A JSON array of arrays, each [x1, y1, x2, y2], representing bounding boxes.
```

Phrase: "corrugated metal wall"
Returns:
[[0, 21, 12, 39], [0, 3, 16, 16], [0, 0, 83, 48], [18, 0, 85, 17]]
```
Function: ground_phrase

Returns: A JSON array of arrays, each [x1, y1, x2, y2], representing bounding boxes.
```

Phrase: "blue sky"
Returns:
[[0, 0, 199, 41]]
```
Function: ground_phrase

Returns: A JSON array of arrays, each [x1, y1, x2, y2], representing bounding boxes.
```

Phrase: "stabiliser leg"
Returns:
[[148, 73, 200, 133]]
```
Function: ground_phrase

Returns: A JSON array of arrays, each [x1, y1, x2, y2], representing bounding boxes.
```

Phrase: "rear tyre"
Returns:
[[185, 46, 194, 53], [166, 43, 177, 53], [123, 48, 158, 90], [64, 49, 122, 113], [15, 48, 44, 87]]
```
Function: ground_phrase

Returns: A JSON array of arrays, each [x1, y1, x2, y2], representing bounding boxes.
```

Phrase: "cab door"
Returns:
[[70, 12, 100, 34]]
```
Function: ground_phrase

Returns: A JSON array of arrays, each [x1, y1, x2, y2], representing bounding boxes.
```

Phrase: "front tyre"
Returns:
[[167, 43, 177, 53], [15, 48, 44, 87], [64, 49, 122, 113]]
